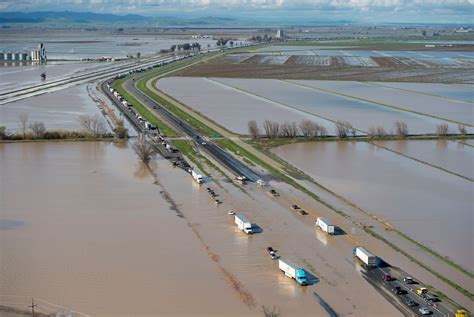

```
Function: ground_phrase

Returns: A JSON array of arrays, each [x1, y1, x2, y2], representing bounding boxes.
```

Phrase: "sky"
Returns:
[[1, 0, 473, 23]]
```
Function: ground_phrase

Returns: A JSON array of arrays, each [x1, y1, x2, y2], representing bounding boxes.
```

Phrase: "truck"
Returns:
[[353, 246, 378, 268], [278, 258, 308, 286], [234, 214, 253, 234], [191, 170, 203, 184], [315, 217, 335, 235]]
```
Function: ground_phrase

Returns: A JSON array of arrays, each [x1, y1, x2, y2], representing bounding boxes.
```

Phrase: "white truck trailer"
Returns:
[[234, 214, 253, 234], [353, 246, 378, 268], [315, 217, 335, 235], [191, 170, 203, 184], [278, 258, 308, 286]]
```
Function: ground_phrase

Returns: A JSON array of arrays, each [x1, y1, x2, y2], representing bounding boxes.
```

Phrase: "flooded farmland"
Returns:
[[270, 141, 473, 270], [0, 142, 249, 316], [156, 77, 333, 134], [0, 84, 109, 133], [290, 80, 474, 126], [158, 77, 463, 135]]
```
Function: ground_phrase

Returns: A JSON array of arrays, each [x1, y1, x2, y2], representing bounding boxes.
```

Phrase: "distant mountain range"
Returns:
[[0, 11, 353, 27]]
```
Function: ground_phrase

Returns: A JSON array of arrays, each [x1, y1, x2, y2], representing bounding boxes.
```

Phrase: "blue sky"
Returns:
[[1, 0, 473, 23]]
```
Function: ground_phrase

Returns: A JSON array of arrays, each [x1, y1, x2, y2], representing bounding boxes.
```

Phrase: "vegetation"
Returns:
[[394, 121, 408, 138], [77, 114, 108, 137], [18, 112, 29, 139], [132, 137, 156, 163], [436, 123, 449, 136]]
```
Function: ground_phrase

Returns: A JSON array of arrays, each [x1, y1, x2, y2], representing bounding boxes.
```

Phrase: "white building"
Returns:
[[276, 29, 285, 39], [31, 43, 47, 62]]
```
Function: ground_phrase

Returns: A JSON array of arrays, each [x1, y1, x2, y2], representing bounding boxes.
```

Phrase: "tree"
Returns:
[[458, 124, 467, 135], [77, 114, 107, 137], [30, 121, 46, 138], [436, 123, 449, 136], [262, 305, 280, 317], [376, 126, 387, 137], [335, 120, 351, 138], [132, 137, 156, 163], [299, 120, 317, 137], [18, 112, 29, 139], [318, 125, 328, 137], [394, 121, 408, 138], [0, 126, 6, 140], [263, 120, 280, 139], [170, 45, 176, 52], [248, 120, 260, 140]]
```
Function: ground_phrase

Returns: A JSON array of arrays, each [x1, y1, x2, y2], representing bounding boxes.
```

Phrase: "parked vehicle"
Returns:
[[299, 210, 308, 215], [383, 274, 393, 282], [228, 210, 235, 215], [353, 246, 378, 268], [278, 258, 308, 286], [191, 170, 203, 184], [315, 217, 335, 234], [268, 189, 279, 197], [403, 276, 414, 284], [291, 205, 299, 210], [392, 286, 405, 295], [234, 214, 253, 234], [405, 299, 418, 307], [417, 288, 428, 296]]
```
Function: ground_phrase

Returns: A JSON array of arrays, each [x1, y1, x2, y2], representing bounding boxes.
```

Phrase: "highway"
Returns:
[[119, 69, 261, 182]]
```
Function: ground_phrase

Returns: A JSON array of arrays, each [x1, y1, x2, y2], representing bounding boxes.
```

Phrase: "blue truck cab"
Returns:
[[295, 269, 308, 286]]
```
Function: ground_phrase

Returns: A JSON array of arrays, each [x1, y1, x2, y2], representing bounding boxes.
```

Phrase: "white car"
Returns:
[[228, 210, 235, 215], [418, 307, 431, 315]]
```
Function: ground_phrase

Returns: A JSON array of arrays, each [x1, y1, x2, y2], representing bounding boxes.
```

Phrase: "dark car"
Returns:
[[405, 299, 418, 307], [291, 205, 299, 210], [392, 286, 406, 295]]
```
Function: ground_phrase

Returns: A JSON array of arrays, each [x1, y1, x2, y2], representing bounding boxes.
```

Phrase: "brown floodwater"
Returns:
[[271, 141, 473, 270], [375, 140, 474, 180], [0, 142, 248, 316], [0, 141, 402, 316]]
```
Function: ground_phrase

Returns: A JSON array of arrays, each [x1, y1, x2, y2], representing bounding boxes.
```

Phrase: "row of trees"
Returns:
[[249, 34, 274, 43], [248, 119, 469, 139]]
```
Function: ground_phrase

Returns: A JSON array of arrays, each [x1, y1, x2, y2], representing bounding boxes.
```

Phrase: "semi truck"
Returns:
[[234, 214, 253, 234], [315, 217, 335, 235], [353, 246, 378, 268], [278, 258, 308, 286], [191, 170, 203, 184]]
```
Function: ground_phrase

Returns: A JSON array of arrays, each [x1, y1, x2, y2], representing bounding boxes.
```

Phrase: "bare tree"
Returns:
[[263, 120, 280, 139], [78, 114, 107, 137], [436, 123, 449, 136], [376, 126, 387, 137], [248, 120, 260, 140], [262, 305, 280, 317], [394, 121, 408, 138], [30, 121, 46, 138], [299, 120, 317, 137], [18, 112, 29, 139], [132, 137, 156, 163], [335, 120, 351, 138], [280, 121, 298, 138], [349, 125, 357, 137], [458, 124, 467, 135], [318, 125, 328, 137]]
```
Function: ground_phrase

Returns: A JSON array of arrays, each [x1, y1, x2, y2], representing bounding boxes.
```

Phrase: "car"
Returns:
[[291, 205, 299, 210], [267, 247, 275, 253], [228, 210, 235, 215], [403, 276, 414, 284], [201, 142, 207, 145], [392, 286, 405, 295], [383, 274, 393, 281], [405, 299, 418, 307], [299, 210, 308, 215], [418, 307, 431, 315]]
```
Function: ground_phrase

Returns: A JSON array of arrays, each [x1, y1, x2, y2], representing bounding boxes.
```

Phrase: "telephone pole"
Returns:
[[28, 298, 38, 317]]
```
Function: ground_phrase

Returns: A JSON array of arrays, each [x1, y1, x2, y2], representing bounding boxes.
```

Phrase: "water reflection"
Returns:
[[133, 161, 157, 180], [0, 219, 25, 230], [436, 139, 448, 150]]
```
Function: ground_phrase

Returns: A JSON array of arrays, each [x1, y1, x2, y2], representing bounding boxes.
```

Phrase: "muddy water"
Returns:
[[271, 141, 473, 270], [291, 80, 474, 126], [156, 77, 333, 134], [153, 157, 402, 316], [375, 140, 474, 180], [0, 85, 109, 133], [0, 142, 248, 316]]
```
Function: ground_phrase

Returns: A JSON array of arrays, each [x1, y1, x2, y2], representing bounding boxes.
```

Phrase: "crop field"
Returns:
[[270, 141, 473, 270], [289, 80, 474, 126]]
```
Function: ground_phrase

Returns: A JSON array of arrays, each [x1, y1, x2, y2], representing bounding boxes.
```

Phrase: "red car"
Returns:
[[383, 274, 393, 281]]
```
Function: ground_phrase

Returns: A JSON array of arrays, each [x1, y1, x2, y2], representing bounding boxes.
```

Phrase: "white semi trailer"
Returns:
[[315, 217, 335, 235], [234, 214, 253, 234], [191, 170, 203, 184], [278, 258, 308, 286], [353, 246, 378, 267]]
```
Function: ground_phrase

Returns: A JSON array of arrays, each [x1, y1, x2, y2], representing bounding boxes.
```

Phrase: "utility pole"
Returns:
[[28, 298, 38, 317]]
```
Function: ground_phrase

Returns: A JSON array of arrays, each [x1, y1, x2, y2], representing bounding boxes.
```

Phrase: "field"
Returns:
[[270, 141, 473, 270], [157, 77, 467, 135]]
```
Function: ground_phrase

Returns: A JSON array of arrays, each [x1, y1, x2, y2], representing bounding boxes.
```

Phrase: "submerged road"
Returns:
[[120, 70, 260, 182]]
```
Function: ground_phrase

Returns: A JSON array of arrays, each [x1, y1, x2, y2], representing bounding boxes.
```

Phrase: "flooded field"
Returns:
[[157, 77, 334, 134], [271, 141, 473, 270], [0, 142, 249, 316], [0, 84, 108, 133], [374, 140, 474, 180], [0, 62, 110, 94], [159, 77, 462, 135], [290, 80, 473, 126], [0, 30, 217, 60], [371, 82, 474, 103]]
